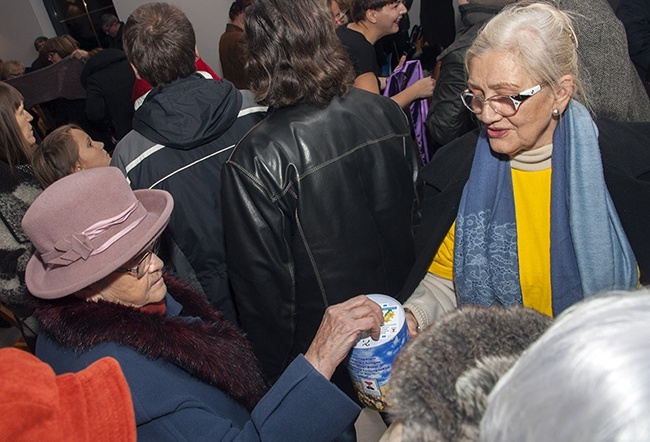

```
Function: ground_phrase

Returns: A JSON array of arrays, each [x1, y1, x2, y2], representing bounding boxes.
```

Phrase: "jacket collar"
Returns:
[[32, 274, 268, 411]]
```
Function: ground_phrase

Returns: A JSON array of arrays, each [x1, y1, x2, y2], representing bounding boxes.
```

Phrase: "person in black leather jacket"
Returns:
[[222, 0, 420, 404]]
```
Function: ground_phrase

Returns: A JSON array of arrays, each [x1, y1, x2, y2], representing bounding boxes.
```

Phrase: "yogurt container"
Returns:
[[347, 294, 409, 411]]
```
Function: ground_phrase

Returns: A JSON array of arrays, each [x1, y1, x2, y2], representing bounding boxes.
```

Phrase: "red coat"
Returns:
[[0, 348, 136, 441]]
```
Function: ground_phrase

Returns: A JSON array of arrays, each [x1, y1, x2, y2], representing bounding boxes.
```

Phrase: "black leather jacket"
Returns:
[[222, 88, 421, 381]]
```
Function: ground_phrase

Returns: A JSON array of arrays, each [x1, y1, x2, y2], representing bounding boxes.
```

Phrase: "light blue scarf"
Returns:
[[454, 100, 637, 315]]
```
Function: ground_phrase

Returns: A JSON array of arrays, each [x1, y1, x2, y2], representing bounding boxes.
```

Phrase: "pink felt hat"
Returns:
[[22, 167, 173, 299]]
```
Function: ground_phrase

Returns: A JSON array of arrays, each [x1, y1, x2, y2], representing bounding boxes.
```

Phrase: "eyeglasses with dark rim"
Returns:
[[114, 239, 160, 279], [460, 84, 545, 117]]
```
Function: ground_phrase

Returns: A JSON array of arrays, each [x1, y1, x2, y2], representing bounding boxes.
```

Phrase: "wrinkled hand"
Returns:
[[305, 295, 384, 380], [405, 309, 419, 338], [409, 76, 436, 100]]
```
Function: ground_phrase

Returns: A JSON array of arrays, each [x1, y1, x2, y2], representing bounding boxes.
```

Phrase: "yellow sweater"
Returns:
[[429, 144, 554, 316]]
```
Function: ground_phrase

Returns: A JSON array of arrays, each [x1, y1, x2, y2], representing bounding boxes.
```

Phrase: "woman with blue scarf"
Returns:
[[398, 2, 650, 334]]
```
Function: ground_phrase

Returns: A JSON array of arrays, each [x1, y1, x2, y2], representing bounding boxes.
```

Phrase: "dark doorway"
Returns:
[[42, 0, 120, 50]]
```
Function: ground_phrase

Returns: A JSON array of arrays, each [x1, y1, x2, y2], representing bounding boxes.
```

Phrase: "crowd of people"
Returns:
[[0, 0, 649, 440]]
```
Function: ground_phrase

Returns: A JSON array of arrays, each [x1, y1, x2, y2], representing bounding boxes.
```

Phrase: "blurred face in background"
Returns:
[[374, 0, 407, 36], [331, 0, 346, 26], [47, 52, 62, 63], [5, 65, 24, 80], [102, 22, 120, 38]]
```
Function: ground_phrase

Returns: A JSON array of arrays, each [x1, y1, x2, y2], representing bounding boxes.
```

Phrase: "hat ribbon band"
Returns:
[[41, 202, 146, 268]]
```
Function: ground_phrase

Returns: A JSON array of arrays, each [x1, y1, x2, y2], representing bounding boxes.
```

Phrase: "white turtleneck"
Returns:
[[510, 144, 553, 171]]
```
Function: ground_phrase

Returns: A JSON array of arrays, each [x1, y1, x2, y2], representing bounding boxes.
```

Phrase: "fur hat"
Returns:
[[469, 0, 517, 7], [386, 305, 552, 442], [22, 167, 173, 299]]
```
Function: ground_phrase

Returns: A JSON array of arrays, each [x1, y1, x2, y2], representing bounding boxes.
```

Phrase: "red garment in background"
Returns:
[[131, 57, 221, 102], [0, 348, 136, 441]]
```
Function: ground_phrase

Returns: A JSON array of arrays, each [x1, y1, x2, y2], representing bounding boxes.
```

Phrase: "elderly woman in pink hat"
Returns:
[[22, 167, 383, 441]]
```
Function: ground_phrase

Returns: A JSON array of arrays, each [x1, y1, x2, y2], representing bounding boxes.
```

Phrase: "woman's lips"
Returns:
[[487, 127, 509, 138]]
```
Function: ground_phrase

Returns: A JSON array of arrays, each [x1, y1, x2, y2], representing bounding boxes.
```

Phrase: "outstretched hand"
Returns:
[[71, 49, 89, 60], [305, 295, 384, 380]]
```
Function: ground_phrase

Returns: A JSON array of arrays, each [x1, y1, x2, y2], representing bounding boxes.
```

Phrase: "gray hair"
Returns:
[[481, 288, 650, 442], [466, 2, 588, 109], [100, 13, 119, 27]]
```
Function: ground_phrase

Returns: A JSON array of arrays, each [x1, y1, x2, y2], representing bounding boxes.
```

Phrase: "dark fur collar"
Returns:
[[33, 275, 267, 411]]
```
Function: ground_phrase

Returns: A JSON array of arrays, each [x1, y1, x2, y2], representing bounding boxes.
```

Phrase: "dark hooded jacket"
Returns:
[[111, 74, 266, 323]]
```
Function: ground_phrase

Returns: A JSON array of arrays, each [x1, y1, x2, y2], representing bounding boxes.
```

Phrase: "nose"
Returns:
[[27, 112, 33, 122], [398, 2, 407, 14], [477, 101, 502, 125], [150, 253, 164, 273]]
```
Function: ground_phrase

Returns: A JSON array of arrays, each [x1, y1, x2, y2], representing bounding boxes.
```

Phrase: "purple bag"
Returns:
[[383, 60, 431, 165]]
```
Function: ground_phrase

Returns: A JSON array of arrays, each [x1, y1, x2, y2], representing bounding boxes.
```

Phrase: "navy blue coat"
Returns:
[[35, 289, 359, 441]]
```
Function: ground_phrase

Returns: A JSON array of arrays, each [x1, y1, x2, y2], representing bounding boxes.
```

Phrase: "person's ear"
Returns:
[[366, 9, 378, 24], [74, 284, 99, 301], [129, 62, 141, 80], [194, 46, 200, 62], [554, 74, 575, 114], [73, 162, 82, 172]]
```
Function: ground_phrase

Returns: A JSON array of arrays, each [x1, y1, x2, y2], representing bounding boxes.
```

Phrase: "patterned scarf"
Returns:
[[454, 100, 637, 315]]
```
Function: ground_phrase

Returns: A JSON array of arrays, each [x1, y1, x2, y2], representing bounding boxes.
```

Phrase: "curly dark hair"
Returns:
[[245, 0, 354, 108], [123, 2, 196, 87]]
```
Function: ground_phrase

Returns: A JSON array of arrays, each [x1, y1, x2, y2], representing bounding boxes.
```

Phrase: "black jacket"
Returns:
[[616, 0, 650, 82], [81, 49, 135, 140], [222, 88, 421, 384], [111, 75, 266, 323], [426, 4, 500, 151], [399, 119, 650, 300]]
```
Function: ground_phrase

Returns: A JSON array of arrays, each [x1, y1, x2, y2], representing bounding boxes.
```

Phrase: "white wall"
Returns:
[[0, 0, 55, 66], [113, 0, 423, 77], [113, 0, 234, 77], [1, 0, 423, 77]]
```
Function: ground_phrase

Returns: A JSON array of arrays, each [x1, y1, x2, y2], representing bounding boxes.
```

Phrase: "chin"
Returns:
[[489, 141, 521, 156], [153, 281, 167, 300]]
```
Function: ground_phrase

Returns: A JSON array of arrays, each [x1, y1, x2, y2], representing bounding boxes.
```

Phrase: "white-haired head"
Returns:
[[481, 288, 650, 442]]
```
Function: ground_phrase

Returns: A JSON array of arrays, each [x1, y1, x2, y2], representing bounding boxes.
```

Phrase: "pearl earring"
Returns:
[[552, 109, 560, 118]]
